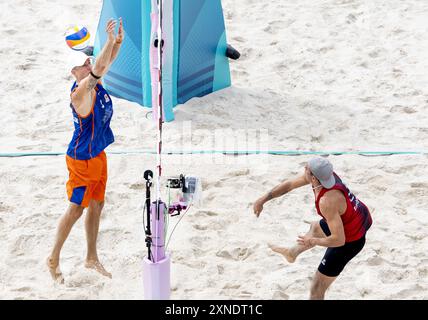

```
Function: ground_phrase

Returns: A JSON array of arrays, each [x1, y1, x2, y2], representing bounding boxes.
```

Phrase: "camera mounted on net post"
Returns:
[[166, 174, 185, 190], [166, 174, 202, 216]]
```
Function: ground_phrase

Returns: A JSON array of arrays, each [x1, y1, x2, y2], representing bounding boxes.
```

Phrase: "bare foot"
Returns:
[[268, 244, 296, 263], [85, 260, 112, 279], [46, 257, 65, 284]]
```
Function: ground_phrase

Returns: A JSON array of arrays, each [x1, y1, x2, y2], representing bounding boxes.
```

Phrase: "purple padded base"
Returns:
[[143, 254, 171, 300]]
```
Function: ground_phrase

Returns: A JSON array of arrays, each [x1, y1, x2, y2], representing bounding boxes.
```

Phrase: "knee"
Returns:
[[68, 205, 84, 220], [95, 201, 104, 212], [89, 201, 104, 214]]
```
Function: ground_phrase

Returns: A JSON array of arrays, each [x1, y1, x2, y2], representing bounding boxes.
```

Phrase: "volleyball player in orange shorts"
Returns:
[[47, 19, 124, 283]]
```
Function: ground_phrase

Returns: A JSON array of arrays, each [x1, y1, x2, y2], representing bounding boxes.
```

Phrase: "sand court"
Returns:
[[0, 0, 427, 299]]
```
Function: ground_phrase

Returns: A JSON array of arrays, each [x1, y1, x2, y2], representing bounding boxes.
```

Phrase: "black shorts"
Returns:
[[318, 219, 366, 277]]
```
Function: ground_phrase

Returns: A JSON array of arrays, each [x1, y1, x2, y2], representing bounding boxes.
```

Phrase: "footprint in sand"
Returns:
[[17, 145, 36, 151], [217, 264, 225, 275], [405, 233, 426, 241], [16, 63, 35, 71], [216, 247, 254, 261], [0, 202, 12, 213], [232, 69, 249, 78], [319, 45, 335, 54], [367, 256, 384, 266], [379, 269, 410, 283], [193, 219, 225, 231], [392, 68, 403, 78], [232, 36, 245, 43], [346, 13, 357, 24], [240, 47, 253, 60], [223, 283, 241, 290], [193, 210, 218, 218], [203, 191, 216, 202], [405, 188, 427, 197], [394, 207, 407, 216], [410, 182, 428, 188], [300, 62, 316, 70], [128, 183, 144, 190], [66, 273, 106, 288], [386, 284, 425, 299], [224, 10, 233, 20], [417, 265, 428, 278], [192, 224, 208, 231], [10, 234, 35, 256], [310, 134, 323, 143], [403, 107, 417, 114], [210, 179, 226, 188], [4, 29, 18, 36], [228, 169, 250, 178], [273, 290, 289, 300], [189, 236, 211, 247], [11, 286, 32, 292], [389, 105, 416, 114], [219, 283, 241, 296], [263, 20, 282, 34]]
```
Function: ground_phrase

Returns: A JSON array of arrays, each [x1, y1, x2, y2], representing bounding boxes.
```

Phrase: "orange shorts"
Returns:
[[66, 151, 108, 208]]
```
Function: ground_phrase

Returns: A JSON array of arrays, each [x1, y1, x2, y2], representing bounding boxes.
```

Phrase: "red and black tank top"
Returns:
[[315, 173, 372, 242]]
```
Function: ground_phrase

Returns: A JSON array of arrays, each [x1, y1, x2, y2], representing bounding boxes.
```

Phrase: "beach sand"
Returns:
[[0, 0, 427, 299]]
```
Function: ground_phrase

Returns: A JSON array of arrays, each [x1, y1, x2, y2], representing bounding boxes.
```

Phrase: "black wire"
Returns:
[[165, 203, 192, 251], [143, 200, 154, 261], [143, 202, 146, 231]]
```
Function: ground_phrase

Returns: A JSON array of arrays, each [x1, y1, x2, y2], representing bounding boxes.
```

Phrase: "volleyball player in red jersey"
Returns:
[[253, 158, 372, 299], [47, 19, 124, 284]]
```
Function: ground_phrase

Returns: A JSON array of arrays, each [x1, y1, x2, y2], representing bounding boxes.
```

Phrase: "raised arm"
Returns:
[[253, 174, 309, 217], [109, 17, 124, 64], [84, 19, 117, 88], [71, 19, 117, 116]]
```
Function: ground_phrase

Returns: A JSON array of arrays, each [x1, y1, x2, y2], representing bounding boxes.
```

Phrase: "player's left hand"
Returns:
[[297, 235, 317, 247]]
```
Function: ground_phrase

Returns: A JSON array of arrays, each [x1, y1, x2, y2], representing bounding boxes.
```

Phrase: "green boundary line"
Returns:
[[0, 150, 426, 158]]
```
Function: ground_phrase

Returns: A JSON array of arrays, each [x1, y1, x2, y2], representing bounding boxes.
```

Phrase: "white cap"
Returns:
[[66, 46, 95, 72], [66, 50, 88, 72]]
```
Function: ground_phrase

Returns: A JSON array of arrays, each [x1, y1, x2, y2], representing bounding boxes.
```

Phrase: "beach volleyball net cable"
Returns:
[[0, 150, 426, 158]]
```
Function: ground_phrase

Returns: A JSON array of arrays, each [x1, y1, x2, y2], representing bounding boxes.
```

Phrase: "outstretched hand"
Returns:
[[106, 19, 118, 42], [253, 198, 264, 218]]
